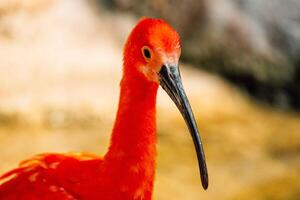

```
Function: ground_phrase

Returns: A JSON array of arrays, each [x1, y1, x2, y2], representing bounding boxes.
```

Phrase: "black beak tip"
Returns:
[[202, 177, 209, 190], [201, 163, 209, 190]]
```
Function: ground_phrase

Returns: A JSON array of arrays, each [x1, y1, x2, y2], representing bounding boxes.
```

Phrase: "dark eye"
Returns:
[[143, 48, 151, 59], [142, 46, 152, 61]]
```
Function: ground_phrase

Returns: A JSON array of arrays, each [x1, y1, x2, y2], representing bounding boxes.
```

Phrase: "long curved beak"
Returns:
[[158, 64, 209, 190]]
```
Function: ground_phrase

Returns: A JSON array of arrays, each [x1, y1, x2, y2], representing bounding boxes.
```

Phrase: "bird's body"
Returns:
[[0, 18, 208, 200], [0, 153, 103, 199]]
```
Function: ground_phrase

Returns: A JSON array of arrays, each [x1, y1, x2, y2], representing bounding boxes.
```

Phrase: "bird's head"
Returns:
[[123, 18, 208, 190], [123, 18, 181, 83]]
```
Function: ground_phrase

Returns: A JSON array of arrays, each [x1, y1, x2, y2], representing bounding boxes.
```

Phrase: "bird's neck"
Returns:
[[107, 75, 158, 155], [104, 73, 159, 198]]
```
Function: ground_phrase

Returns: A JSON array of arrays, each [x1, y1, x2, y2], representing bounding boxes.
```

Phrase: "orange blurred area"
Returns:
[[0, 1, 299, 199]]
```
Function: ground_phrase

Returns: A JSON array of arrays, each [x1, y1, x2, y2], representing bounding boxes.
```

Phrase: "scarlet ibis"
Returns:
[[0, 17, 208, 199]]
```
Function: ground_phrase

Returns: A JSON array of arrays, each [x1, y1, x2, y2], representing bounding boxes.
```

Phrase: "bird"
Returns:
[[0, 17, 208, 200]]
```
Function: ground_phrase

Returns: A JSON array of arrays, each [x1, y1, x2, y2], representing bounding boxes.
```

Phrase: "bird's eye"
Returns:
[[142, 46, 152, 61]]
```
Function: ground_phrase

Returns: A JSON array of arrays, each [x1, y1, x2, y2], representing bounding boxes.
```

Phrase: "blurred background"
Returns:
[[0, 0, 300, 199]]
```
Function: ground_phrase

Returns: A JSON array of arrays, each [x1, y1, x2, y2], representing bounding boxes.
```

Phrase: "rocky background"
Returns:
[[0, 1, 299, 200], [97, 0, 300, 111]]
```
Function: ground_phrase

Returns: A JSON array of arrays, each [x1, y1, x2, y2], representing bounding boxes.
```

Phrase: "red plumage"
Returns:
[[0, 18, 183, 200]]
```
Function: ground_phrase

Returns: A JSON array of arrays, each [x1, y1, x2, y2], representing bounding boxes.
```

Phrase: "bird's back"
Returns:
[[0, 153, 103, 200]]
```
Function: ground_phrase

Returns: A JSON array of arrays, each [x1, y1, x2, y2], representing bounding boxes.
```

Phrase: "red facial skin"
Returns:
[[0, 18, 181, 200]]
